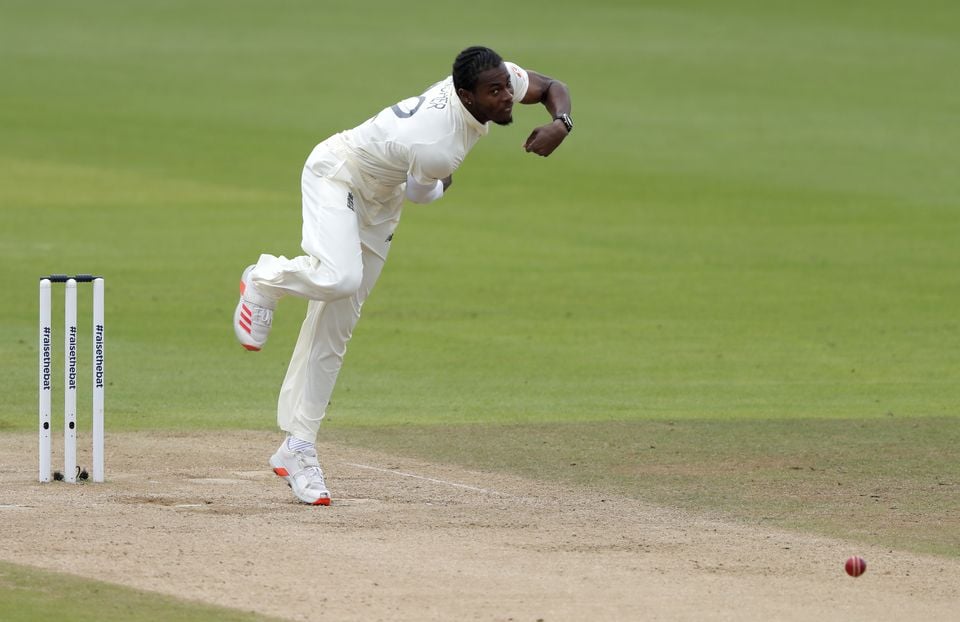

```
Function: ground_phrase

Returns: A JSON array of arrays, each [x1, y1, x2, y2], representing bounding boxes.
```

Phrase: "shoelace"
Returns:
[[296, 454, 325, 478], [294, 465, 326, 491]]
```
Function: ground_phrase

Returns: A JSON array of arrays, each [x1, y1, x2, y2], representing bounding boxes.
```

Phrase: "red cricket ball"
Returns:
[[845, 556, 867, 577]]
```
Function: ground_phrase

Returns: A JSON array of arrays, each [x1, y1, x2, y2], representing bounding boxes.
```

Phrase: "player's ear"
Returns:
[[456, 88, 473, 105]]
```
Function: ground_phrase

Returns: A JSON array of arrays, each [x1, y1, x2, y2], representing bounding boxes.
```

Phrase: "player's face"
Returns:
[[470, 65, 515, 125]]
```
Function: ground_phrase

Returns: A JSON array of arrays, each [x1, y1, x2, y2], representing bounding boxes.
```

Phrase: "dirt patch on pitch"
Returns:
[[1, 431, 958, 621]]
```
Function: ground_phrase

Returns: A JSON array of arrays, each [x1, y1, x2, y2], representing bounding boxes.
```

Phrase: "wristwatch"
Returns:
[[554, 113, 573, 133]]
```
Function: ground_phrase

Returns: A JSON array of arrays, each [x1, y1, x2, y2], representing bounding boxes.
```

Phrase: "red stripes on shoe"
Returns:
[[239, 304, 252, 334], [312, 498, 331, 506], [273, 467, 289, 477]]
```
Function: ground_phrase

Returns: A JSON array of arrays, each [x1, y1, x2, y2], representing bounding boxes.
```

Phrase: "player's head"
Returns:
[[453, 46, 514, 126]]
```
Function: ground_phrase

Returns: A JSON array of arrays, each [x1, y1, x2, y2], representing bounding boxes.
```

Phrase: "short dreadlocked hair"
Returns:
[[452, 46, 504, 92]]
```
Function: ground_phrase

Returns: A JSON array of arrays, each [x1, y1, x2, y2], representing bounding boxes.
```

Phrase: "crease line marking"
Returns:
[[343, 462, 507, 497]]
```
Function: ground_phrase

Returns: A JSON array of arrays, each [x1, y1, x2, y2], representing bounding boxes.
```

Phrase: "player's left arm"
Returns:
[[520, 70, 572, 157]]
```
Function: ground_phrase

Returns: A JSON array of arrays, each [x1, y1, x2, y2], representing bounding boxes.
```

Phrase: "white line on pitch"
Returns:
[[343, 463, 508, 496]]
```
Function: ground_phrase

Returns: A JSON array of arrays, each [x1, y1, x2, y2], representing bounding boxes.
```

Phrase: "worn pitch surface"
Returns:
[[1, 431, 958, 621]]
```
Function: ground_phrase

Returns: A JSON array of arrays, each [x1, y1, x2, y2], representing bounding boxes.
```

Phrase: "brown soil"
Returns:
[[1, 431, 958, 621]]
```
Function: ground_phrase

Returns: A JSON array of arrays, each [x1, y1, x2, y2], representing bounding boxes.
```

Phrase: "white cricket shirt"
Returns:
[[306, 62, 530, 225]]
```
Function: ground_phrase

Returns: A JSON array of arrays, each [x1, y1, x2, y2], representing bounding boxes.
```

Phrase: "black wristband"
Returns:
[[554, 113, 573, 133]]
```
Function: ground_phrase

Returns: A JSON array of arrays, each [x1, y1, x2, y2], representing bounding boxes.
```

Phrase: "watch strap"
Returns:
[[554, 113, 573, 133]]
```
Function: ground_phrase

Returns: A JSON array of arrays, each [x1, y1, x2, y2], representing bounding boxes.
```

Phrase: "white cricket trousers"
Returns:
[[248, 165, 398, 443]]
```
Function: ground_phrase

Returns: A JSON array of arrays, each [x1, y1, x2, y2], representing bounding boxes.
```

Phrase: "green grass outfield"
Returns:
[[2, 0, 959, 617], [0, 561, 283, 622]]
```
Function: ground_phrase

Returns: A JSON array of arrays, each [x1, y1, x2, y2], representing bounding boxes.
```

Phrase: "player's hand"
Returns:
[[523, 121, 568, 157]]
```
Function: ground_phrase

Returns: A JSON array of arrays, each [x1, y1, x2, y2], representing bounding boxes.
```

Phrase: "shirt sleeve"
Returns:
[[405, 174, 444, 204], [408, 139, 460, 186], [505, 62, 530, 103]]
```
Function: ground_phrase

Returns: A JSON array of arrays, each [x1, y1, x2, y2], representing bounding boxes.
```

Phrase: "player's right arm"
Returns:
[[404, 174, 452, 204], [519, 69, 572, 157]]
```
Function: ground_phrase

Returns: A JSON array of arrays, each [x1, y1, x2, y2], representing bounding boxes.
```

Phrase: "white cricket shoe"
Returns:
[[269, 443, 332, 506], [233, 265, 275, 351]]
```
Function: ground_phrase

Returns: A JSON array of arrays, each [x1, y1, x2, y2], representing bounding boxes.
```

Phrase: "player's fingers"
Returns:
[[523, 129, 540, 151]]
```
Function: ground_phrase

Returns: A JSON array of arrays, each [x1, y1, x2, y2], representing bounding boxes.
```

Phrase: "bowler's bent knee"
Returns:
[[327, 266, 363, 300], [301, 258, 363, 301]]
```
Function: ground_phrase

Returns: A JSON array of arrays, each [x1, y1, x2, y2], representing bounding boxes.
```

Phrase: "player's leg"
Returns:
[[271, 244, 387, 504], [233, 167, 363, 351], [251, 166, 364, 301], [277, 244, 386, 442]]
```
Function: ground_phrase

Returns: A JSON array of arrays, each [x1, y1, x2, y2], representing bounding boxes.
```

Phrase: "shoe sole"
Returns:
[[270, 463, 331, 506]]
